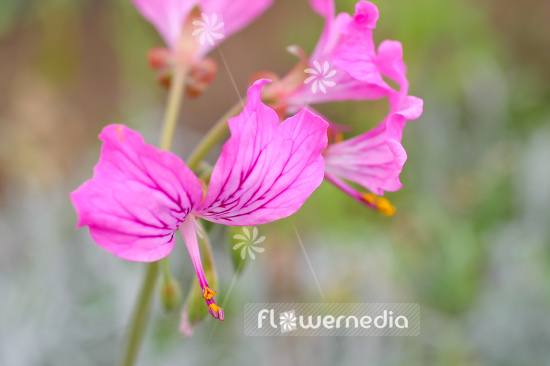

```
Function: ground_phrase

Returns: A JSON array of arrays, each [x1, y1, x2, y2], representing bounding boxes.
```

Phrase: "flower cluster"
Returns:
[[70, 0, 422, 326], [261, 0, 424, 213]]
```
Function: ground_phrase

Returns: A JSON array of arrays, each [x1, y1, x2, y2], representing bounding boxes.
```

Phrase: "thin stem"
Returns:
[[119, 65, 188, 366], [118, 261, 159, 366], [198, 167, 213, 184], [159, 66, 189, 151], [196, 221, 216, 273], [186, 98, 246, 171], [160, 257, 172, 281]]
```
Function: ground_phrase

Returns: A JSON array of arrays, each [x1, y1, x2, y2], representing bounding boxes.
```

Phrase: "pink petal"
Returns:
[[353, 1, 379, 29], [70, 125, 203, 262], [337, 1, 379, 35], [199, 0, 274, 56], [325, 123, 406, 195], [309, 0, 339, 62], [324, 96, 423, 195], [332, 27, 387, 88], [286, 69, 389, 112], [377, 40, 407, 87], [196, 79, 328, 225], [386, 96, 424, 142], [376, 40, 412, 112], [310, 0, 334, 19], [130, 0, 198, 49], [131, 0, 273, 56], [285, 0, 389, 110]]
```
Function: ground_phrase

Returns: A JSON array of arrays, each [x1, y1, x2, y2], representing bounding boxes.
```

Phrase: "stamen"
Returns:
[[208, 304, 225, 321], [362, 193, 377, 205], [361, 193, 396, 216], [202, 286, 217, 300], [194, 218, 204, 239], [375, 197, 396, 216]]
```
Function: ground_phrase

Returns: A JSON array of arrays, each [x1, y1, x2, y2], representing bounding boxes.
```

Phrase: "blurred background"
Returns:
[[1, 0, 549, 365]]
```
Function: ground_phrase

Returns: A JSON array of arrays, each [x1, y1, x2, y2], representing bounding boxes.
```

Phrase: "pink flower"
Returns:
[[322, 33, 423, 213], [132, 0, 273, 92], [262, 1, 392, 112], [260, 0, 424, 213], [70, 80, 328, 320], [131, 0, 273, 60], [324, 95, 423, 214]]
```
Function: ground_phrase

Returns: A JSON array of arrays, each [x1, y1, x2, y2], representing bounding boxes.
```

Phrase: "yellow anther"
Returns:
[[360, 193, 396, 216], [209, 303, 222, 313], [202, 287, 217, 300], [361, 193, 377, 205], [334, 132, 344, 143], [208, 303, 225, 321], [375, 197, 396, 216]]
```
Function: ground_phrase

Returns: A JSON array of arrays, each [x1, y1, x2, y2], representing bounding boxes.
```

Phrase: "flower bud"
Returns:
[[185, 57, 218, 98], [147, 47, 173, 70], [159, 275, 182, 313]]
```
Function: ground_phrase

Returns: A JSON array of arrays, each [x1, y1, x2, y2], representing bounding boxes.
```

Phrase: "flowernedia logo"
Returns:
[[192, 13, 225, 46], [279, 311, 297, 333], [232, 226, 266, 260], [304, 61, 337, 94], [261, 309, 408, 332], [244, 303, 420, 336]]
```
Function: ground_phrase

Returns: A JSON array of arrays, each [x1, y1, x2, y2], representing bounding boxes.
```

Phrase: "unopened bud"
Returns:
[[159, 276, 182, 313], [147, 48, 173, 70], [156, 70, 173, 89], [185, 57, 218, 98]]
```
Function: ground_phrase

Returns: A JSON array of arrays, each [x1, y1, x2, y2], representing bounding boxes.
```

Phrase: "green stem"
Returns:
[[159, 66, 189, 151], [186, 98, 245, 171], [160, 257, 172, 281], [118, 65, 188, 366], [197, 221, 216, 274], [118, 261, 159, 366]]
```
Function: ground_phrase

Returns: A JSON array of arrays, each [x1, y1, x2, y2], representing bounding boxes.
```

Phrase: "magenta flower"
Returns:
[[260, 0, 424, 213], [132, 0, 273, 91], [324, 95, 423, 214], [70, 80, 328, 320], [324, 35, 423, 213], [262, 0, 392, 112], [131, 0, 273, 60]]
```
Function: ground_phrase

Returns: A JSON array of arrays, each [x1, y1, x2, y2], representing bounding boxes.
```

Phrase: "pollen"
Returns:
[[202, 287, 217, 300], [360, 193, 396, 216], [361, 193, 377, 205], [376, 197, 396, 216], [209, 303, 221, 312], [208, 303, 225, 321]]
